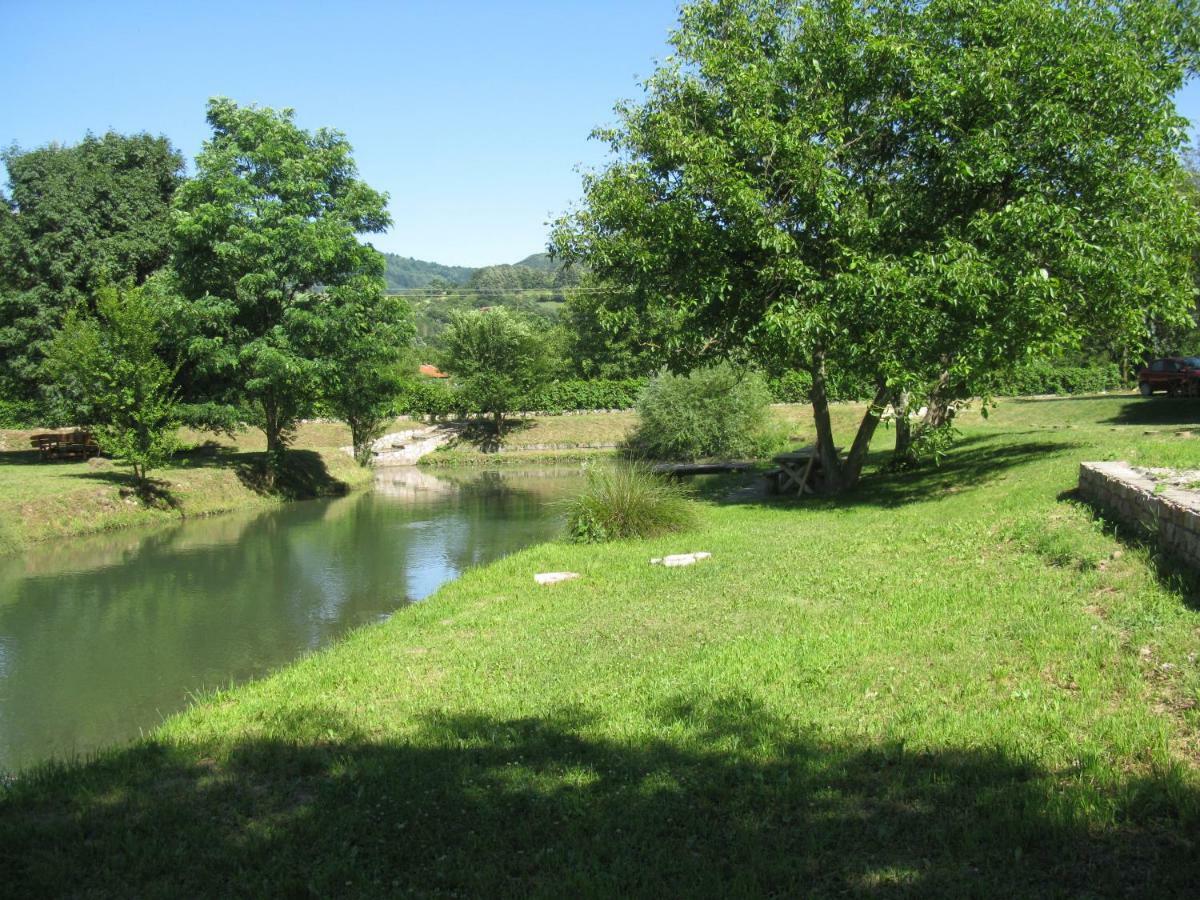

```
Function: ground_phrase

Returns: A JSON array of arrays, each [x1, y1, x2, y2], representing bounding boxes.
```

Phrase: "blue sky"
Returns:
[[3, 0, 1199, 268]]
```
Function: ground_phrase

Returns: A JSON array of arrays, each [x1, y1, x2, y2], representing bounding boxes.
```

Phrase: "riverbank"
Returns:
[[4, 394, 1200, 895], [0, 421, 376, 555], [417, 410, 637, 466]]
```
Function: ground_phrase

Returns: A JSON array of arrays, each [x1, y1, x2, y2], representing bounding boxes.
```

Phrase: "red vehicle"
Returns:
[[1137, 357, 1200, 397]]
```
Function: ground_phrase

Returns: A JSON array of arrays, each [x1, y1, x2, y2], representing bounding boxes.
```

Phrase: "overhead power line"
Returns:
[[384, 286, 635, 297]]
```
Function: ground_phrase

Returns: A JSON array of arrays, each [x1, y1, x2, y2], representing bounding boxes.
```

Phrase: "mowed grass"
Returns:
[[3, 394, 1200, 896], [0, 421, 375, 554]]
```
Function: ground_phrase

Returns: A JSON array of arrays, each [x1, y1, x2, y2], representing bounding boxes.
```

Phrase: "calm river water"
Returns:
[[0, 467, 584, 772]]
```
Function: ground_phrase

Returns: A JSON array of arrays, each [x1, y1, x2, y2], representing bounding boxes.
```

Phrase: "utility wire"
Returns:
[[384, 286, 634, 297]]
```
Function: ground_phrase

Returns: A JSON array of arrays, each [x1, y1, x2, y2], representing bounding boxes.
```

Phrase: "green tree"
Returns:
[[172, 98, 390, 473], [441, 308, 548, 434], [44, 283, 180, 489], [0, 133, 183, 402], [554, 0, 1199, 492], [310, 282, 415, 466]]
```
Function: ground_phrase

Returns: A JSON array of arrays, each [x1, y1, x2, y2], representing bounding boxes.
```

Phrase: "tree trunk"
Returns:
[[807, 352, 889, 495], [809, 350, 841, 485], [262, 397, 285, 484], [839, 383, 891, 491], [893, 389, 912, 464]]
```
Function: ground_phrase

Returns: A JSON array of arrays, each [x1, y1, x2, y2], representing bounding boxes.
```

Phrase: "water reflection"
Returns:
[[0, 467, 583, 772]]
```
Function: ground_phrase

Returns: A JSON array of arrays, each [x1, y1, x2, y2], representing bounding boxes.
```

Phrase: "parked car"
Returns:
[[1137, 357, 1200, 397]]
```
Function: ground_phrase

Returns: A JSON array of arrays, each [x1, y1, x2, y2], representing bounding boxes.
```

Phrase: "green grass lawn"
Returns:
[[3, 394, 1200, 896], [0, 421, 376, 554]]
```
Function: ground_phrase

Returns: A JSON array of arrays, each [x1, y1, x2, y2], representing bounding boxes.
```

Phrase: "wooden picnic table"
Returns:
[[767, 445, 842, 496], [28, 430, 101, 461]]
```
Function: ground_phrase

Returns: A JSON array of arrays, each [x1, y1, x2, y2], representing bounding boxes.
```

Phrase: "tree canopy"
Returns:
[[172, 98, 392, 467], [0, 132, 183, 400], [554, 0, 1200, 491]]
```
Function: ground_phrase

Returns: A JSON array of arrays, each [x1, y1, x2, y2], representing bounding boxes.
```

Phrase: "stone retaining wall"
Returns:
[[1078, 462, 1200, 568]]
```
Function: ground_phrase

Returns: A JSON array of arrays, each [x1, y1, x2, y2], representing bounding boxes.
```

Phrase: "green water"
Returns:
[[0, 467, 584, 772]]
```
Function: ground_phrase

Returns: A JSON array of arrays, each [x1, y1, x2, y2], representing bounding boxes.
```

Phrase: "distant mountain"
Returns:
[[381, 254, 476, 290], [513, 252, 559, 272]]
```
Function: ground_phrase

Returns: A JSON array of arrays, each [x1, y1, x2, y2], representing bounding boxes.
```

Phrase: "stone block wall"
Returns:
[[1078, 462, 1200, 568]]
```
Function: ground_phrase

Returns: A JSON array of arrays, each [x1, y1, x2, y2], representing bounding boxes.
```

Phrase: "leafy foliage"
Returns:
[[172, 98, 391, 470], [43, 283, 180, 487], [989, 361, 1127, 397], [308, 284, 415, 465], [628, 363, 773, 461], [563, 463, 696, 543], [0, 133, 184, 401], [440, 308, 550, 432], [554, 0, 1200, 491]]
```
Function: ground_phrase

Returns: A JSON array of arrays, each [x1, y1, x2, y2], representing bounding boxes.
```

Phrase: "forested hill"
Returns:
[[381, 254, 475, 290], [382, 252, 579, 293]]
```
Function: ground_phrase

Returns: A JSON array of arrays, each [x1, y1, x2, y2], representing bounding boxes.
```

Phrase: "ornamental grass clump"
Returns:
[[564, 464, 697, 544]]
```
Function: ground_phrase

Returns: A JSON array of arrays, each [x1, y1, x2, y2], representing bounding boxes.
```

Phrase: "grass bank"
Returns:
[[420, 411, 637, 466], [4, 394, 1200, 895], [0, 421, 374, 554]]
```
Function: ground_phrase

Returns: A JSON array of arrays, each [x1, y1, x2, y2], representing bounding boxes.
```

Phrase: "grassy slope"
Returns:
[[421, 411, 638, 467], [0, 421, 374, 554], [4, 395, 1200, 896]]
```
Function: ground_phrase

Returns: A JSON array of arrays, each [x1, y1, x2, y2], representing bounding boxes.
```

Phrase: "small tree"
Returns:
[[440, 308, 547, 434], [44, 283, 180, 488], [311, 282, 415, 465]]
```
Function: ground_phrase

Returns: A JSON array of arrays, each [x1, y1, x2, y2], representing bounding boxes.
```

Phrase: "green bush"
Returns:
[[766, 368, 874, 403], [520, 379, 645, 413], [0, 399, 41, 428], [991, 361, 1125, 396], [396, 378, 456, 420], [628, 364, 773, 461], [563, 464, 697, 544]]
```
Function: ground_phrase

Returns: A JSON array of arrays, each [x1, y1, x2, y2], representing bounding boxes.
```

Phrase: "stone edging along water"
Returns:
[[1078, 462, 1200, 570]]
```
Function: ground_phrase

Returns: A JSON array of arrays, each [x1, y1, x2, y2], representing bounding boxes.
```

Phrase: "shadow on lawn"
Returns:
[[1098, 397, 1200, 428], [720, 436, 1074, 510], [1061, 487, 1200, 610], [2, 693, 1196, 897]]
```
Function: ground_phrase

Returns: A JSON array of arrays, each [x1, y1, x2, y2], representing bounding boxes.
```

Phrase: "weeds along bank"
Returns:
[[0, 422, 374, 555], [4, 395, 1200, 895]]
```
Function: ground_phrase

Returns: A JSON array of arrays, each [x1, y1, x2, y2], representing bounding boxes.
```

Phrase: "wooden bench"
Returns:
[[29, 430, 101, 461]]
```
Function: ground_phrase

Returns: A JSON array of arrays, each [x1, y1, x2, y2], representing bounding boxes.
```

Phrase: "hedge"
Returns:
[[989, 361, 1126, 396], [0, 399, 42, 429], [396, 378, 647, 419]]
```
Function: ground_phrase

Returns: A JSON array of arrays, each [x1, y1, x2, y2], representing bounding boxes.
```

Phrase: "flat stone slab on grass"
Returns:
[[534, 572, 581, 586], [650, 552, 712, 568]]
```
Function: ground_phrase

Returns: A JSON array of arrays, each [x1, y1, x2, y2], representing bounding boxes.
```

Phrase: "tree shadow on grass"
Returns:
[[1098, 397, 1200, 428], [719, 435, 1074, 511], [453, 418, 535, 454], [1060, 487, 1200, 611], [232, 450, 350, 501], [2, 692, 1196, 897]]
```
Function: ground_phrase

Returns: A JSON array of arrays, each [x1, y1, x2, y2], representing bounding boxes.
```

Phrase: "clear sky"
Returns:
[[3, 0, 1199, 268]]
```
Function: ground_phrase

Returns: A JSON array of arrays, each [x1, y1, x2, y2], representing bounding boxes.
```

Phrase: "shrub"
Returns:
[[520, 379, 645, 413], [396, 378, 456, 420], [766, 368, 874, 403], [0, 399, 41, 428], [990, 360, 1125, 396], [628, 364, 772, 461], [563, 464, 697, 544]]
